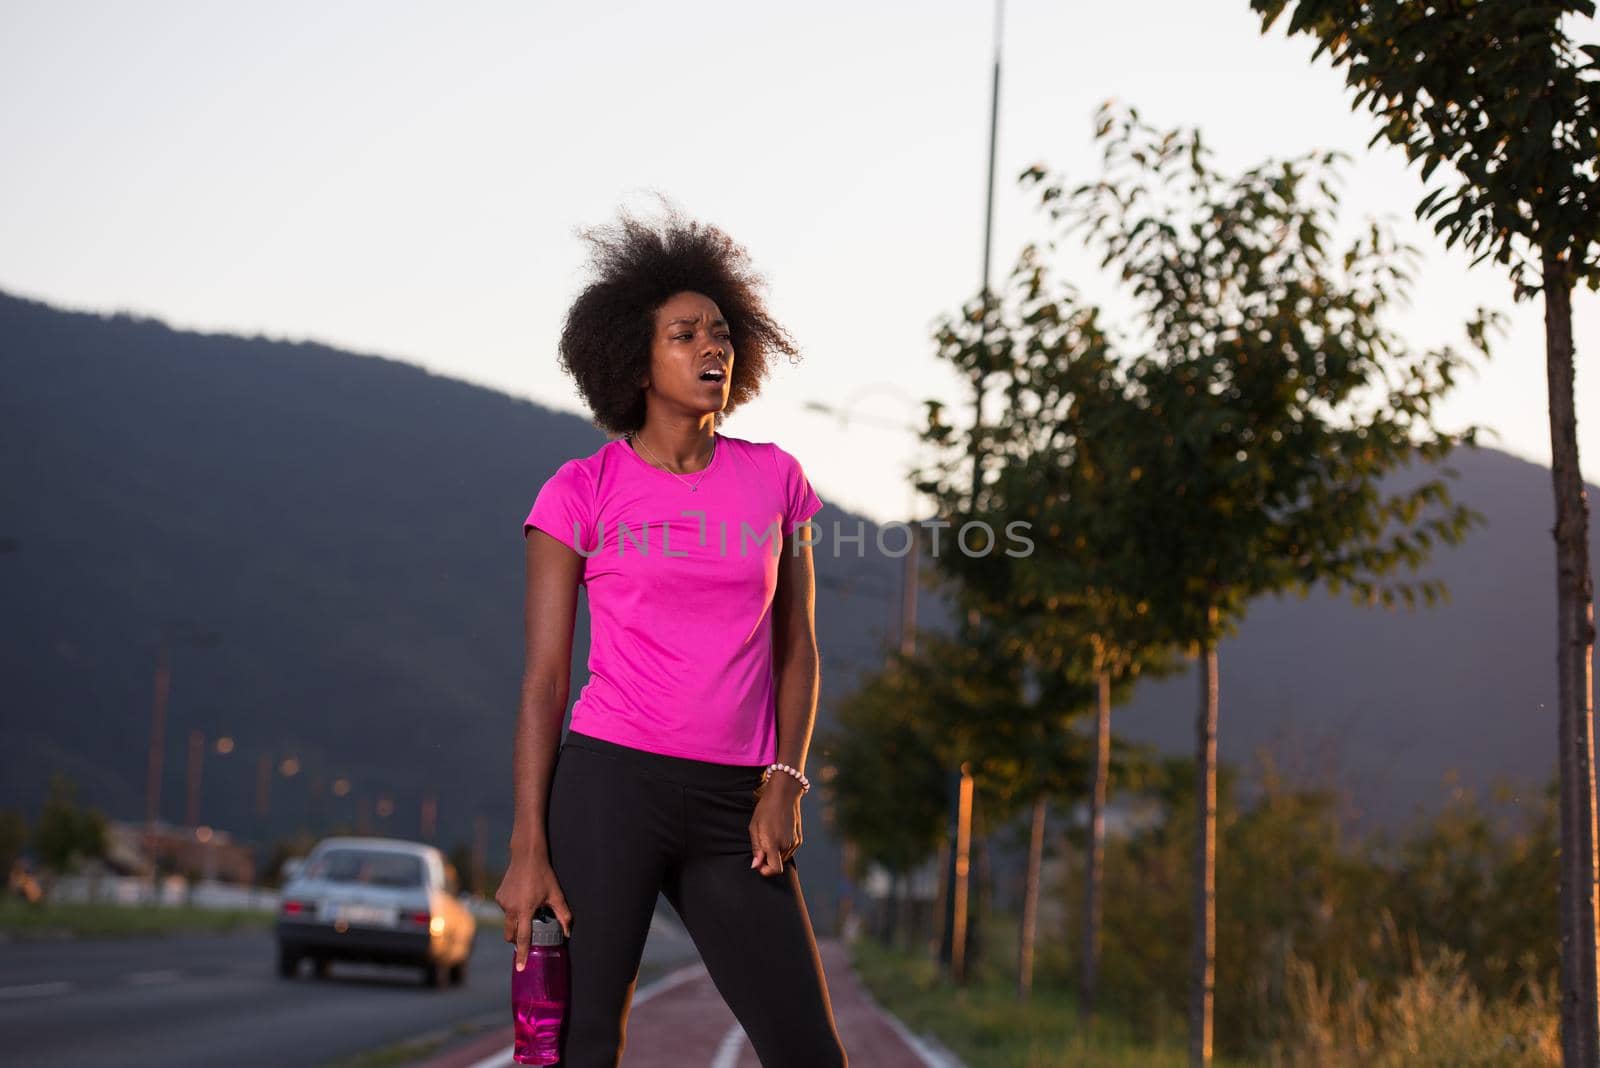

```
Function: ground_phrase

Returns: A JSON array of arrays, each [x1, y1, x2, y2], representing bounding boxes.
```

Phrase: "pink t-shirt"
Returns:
[[522, 432, 824, 765]]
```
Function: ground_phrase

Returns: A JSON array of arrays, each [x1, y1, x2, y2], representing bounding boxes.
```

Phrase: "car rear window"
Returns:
[[302, 849, 425, 888]]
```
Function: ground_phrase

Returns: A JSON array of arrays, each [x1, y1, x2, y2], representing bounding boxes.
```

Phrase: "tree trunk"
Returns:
[[1018, 792, 1047, 1001], [951, 763, 975, 984], [931, 838, 950, 957], [893, 871, 905, 952], [939, 766, 966, 969], [884, 869, 900, 948], [899, 871, 915, 954], [969, 818, 989, 977], [1190, 606, 1219, 1068], [1544, 252, 1600, 1068], [837, 838, 858, 943], [1081, 657, 1113, 1021]]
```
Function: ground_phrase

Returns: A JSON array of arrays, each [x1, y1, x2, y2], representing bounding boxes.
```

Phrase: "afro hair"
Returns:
[[557, 198, 801, 435]]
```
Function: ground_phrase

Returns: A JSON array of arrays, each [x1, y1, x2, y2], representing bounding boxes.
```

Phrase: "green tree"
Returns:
[[0, 808, 28, 886], [1095, 757, 1554, 1060], [1022, 103, 1492, 1065], [261, 830, 319, 888], [827, 642, 954, 948], [447, 842, 477, 896], [32, 773, 108, 895], [922, 620, 1103, 998], [828, 616, 1098, 981], [1094, 756, 1244, 1040], [1381, 777, 1560, 1002], [1247, 6, 1600, 1059], [917, 242, 1184, 1011]]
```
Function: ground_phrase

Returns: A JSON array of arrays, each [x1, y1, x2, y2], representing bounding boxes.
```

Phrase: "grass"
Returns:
[[1270, 950, 1559, 1067], [847, 936, 1257, 1068], [320, 1032, 452, 1068], [318, 1014, 501, 1068], [0, 899, 277, 939]]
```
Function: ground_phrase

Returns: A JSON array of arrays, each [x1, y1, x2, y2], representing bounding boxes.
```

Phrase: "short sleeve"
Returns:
[[523, 460, 594, 559], [772, 443, 824, 536]]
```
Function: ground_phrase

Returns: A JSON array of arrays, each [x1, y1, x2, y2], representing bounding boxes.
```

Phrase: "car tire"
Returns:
[[277, 945, 300, 979], [422, 961, 450, 989], [448, 960, 467, 987]]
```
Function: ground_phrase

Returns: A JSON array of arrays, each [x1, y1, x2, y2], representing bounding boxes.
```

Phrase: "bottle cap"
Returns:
[[529, 912, 565, 946]]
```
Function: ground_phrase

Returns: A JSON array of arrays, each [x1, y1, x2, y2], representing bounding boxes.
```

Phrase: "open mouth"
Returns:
[[699, 368, 726, 383]]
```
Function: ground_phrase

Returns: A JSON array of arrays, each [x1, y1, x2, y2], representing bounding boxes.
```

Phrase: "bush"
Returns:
[[1270, 949, 1557, 1067], [1049, 758, 1557, 1060]]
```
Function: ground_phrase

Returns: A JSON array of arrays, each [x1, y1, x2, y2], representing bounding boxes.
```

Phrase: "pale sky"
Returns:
[[3, 1, 1596, 526]]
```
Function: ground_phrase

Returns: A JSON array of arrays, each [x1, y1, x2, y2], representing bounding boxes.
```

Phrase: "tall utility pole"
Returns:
[[308, 770, 325, 835], [145, 638, 171, 841], [185, 729, 205, 828], [143, 623, 219, 885], [255, 752, 273, 827], [941, 0, 1004, 985], [473, 813, 490, 903], [420, 791, 438, 841], [898, 536, 919, 657]]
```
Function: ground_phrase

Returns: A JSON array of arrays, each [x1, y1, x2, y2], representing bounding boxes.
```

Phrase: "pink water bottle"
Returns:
[[512, 910, 569, 1066]]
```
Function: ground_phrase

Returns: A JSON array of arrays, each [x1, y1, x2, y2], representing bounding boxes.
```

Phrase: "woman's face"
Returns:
[[643, 290, 733, 417]]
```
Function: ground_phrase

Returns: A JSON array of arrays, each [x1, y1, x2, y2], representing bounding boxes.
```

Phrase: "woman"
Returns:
[[496, 203, 848, 1068]]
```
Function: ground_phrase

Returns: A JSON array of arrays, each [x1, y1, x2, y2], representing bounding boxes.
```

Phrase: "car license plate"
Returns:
[[336, 903, 398, 927]]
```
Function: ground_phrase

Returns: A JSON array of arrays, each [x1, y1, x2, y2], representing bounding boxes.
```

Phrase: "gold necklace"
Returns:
[[627, 432, 717, 493]]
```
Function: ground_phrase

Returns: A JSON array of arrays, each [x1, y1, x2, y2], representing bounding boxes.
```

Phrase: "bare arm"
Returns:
[[509, 528, 582, 851], [771, 526, 821, 778], [750, 525, 820, 876], [495, 527, 583, 961]]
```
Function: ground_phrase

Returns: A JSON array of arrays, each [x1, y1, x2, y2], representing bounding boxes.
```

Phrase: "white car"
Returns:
[[275, 836, 476, 988]]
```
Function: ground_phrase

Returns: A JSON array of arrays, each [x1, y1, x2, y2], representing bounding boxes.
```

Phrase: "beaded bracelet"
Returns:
[[762, 762, 811, 794]]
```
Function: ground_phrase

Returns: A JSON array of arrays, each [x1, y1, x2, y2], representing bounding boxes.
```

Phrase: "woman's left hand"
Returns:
[[749, 774, 804, 876]]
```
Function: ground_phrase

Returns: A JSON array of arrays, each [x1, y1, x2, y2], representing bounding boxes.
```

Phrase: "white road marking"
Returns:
[[465, 962, 710, 1068], [710, 1021, 748, 1068], [464, 1045, 515, 1068], [849, 972, 965, 1068], [0, 981, 75, 1000], [628, 961, 707, 1007]]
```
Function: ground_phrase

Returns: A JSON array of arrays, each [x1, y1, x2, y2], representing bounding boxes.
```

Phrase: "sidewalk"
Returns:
[[411, 937, 963, 1068]]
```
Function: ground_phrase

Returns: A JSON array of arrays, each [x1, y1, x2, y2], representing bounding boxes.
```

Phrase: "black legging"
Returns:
[[545, 728, 849, 1067]]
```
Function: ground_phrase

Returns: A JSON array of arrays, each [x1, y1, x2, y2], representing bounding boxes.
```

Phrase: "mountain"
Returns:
[[0, 290, 928, 913], [1112, 438, 1600, 830], [3, 288, 1595, 883]]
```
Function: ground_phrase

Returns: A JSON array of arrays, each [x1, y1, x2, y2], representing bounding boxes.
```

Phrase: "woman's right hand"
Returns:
[[495, 845, 574, 971]]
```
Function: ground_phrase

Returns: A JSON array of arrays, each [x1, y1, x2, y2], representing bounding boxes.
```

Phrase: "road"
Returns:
[[0, 902, 702, 1068]]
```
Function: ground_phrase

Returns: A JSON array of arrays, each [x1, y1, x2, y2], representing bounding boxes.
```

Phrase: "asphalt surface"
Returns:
[[0, 902, 703, 1068]]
